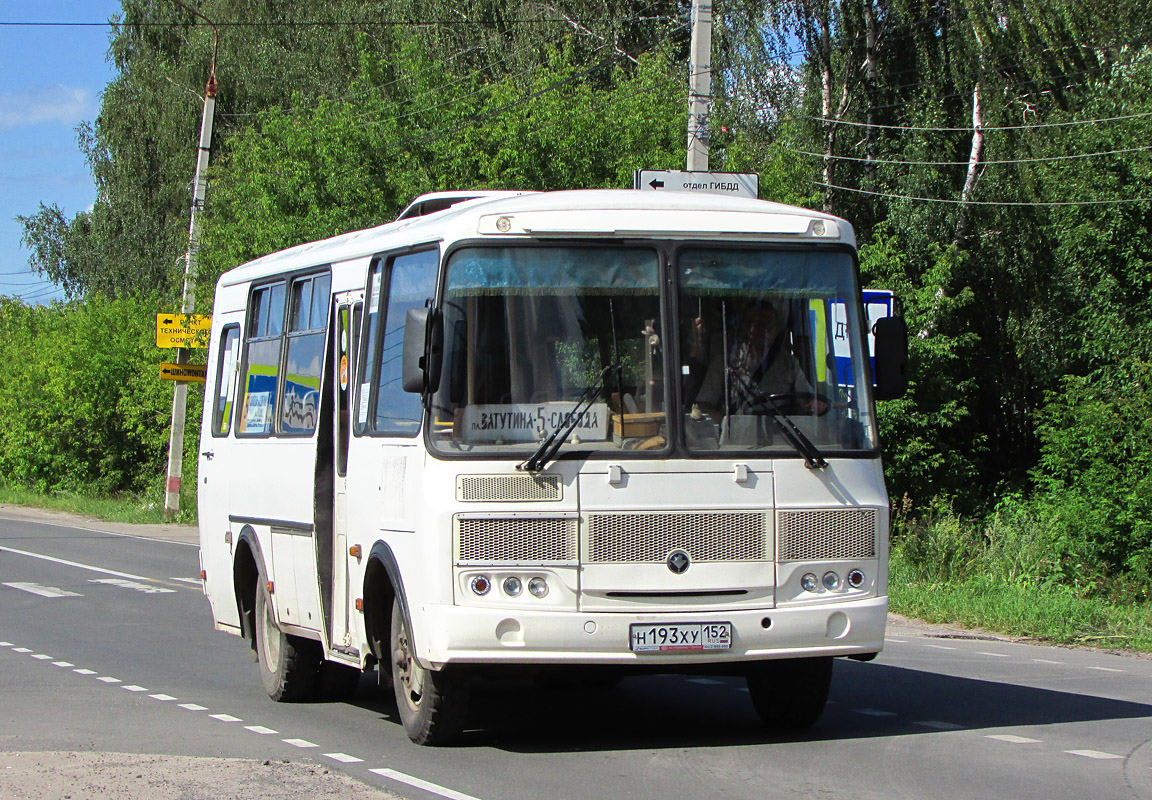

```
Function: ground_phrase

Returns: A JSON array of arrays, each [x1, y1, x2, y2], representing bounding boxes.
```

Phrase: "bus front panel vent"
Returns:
[[456, 516, 578, 563], [456, 474, 562, 502], [776, 508, 877, 562], [585, 511, 769, 563]]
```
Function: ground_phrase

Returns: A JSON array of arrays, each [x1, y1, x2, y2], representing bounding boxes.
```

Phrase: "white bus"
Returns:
[[197, 189, 908, 745]]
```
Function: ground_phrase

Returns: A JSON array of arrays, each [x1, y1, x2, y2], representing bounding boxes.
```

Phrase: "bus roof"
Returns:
[[218, 189, 854, 287]]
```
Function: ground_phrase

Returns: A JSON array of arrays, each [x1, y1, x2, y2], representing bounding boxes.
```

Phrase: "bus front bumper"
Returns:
[[415, 595, 888, 669]]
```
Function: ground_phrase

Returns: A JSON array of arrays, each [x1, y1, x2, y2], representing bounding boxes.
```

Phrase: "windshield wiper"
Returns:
[[518, 365, 619, 473], [729, 371, 828, 470]]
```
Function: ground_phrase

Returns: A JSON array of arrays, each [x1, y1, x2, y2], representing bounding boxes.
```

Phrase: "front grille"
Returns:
[[777, 508, 876, 561], [456, 516, 578, 563], [585, 511, 768, 563], [456, 474, 562, 502]]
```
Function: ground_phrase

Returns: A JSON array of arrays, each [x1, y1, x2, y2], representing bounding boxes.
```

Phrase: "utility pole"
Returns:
[[164, 4, 218, 519], [686, 0, 712, 172]]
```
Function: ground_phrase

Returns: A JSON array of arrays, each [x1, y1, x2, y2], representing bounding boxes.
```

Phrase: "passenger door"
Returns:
[[329, 290, 363, 649]]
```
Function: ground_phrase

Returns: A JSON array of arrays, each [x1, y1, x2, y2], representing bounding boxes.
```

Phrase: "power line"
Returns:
[[791, 144, 1152, 167], [809, 109, 1152, 133], [816, 181, 1152, 206]]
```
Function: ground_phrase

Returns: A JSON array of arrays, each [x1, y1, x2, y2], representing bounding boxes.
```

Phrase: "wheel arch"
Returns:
[[363, 541, 414, 668], [233, 525, 265, 656]]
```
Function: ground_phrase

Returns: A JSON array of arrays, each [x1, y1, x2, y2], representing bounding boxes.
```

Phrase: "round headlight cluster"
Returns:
[[469, 574, 550, 599], [800, 569, 867, 593]]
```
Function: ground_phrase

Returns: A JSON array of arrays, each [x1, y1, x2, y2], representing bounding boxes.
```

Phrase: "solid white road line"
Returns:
[[369, 769, 483, 800], [90, 578, 176, 594]]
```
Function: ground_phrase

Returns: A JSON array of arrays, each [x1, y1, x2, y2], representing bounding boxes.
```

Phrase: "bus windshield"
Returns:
[[428, 244, 877, 458]]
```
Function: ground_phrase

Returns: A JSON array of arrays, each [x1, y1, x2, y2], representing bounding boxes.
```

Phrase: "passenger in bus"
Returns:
[[693, 299, 816, 420]]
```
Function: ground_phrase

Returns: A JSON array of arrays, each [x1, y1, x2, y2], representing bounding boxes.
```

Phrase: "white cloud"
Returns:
[[0, 85, 95, 131]]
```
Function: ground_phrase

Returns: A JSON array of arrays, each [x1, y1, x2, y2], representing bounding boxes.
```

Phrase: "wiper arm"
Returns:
[[730, 371, 828, 470], [518, 365, 618, 473]]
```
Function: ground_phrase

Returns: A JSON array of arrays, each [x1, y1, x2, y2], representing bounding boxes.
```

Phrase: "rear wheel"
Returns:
[[390, 597, 468, 745], [254, 576, 321, 701], [746, 657, 833, 729]]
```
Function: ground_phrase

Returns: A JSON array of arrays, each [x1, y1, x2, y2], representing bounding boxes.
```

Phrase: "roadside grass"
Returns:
[[889, 550, 1152, 653], [0, 484, 196, 526]]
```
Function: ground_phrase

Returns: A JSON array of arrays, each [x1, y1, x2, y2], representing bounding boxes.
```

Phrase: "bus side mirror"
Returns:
[[873, 315, 908, 400], [401, 307, 443, 394]]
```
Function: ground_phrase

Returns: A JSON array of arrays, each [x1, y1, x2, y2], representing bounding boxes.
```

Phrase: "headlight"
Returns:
[[502, 576, 523, 597]]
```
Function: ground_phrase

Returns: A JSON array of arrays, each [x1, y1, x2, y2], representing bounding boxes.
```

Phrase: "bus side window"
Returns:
[[211, 325, 241, 437], [366, 249, 438, 436], [281, 271, 331, 436], [238, 281, 286, 436]]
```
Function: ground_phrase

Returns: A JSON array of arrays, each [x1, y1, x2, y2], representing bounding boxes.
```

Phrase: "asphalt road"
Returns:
[[1, 507, 1150, 800]]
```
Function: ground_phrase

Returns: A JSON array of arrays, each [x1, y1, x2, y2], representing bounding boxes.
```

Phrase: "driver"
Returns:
[[694, 299, 813, 420]]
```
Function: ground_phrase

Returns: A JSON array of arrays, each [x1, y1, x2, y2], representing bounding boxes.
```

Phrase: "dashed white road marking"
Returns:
[[97, 676, 121, 683], [3, 582, 82, 598], [90, 578, 176, 594], [283, 738, 318, 748], [123, 685, 148, 692], [0, 546, 149, 581], [324, 753, 364, 763], [31, 654, 52, 660], [924, 644, 956, 650], [986, 734, 1042, 744], [12, 648, 32, 653], [1087, 666, 1124, 673], [179, 703, 207, 711], [976, 651, 1010, 658], [1032, 659, 1062, 665], [686, 678, 723, 685], [370, 768, 482, 800], [886, 638, 908, 643], [52, 661, 74, 668], [1065, 749, 1123, 760], [74, 668, 96, 675], [150, 694, 177, 701], [245, 726, 279, 735], [915, 720, 964, 730], [0, 641, 13, 647], [210, 713, 242, 722], [854, 708, 897, 717]]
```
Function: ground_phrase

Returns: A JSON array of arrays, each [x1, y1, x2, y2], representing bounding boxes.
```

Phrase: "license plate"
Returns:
[[629, 622, 732, 653]]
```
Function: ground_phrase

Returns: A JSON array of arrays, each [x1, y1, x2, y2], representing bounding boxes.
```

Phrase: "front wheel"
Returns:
[[746, 657, 833, 729], [390, 597, 469, 745], [254, 576, 321, 702]]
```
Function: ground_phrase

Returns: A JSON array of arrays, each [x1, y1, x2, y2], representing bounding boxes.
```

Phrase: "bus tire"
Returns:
[[390, 597, 468, 745], [255, 576, 320, 702], [746, 656, 833, 729]]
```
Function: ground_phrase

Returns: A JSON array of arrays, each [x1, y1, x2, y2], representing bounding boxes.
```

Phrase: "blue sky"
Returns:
[[0, 0, 121, 303]]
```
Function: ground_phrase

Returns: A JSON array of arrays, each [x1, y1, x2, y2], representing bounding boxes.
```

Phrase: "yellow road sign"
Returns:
[[160, 362, 207, 383], [156, 313, 211, 349]]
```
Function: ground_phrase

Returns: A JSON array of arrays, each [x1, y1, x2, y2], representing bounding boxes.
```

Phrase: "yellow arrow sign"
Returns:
[[156, 313, 211, 349], [160, 362, 207, 383]]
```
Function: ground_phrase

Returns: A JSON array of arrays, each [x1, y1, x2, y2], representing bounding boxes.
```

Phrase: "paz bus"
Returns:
[[197, 188, 908, 745]]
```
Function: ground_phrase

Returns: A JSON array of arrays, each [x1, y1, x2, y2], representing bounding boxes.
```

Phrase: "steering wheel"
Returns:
[[761, 391, 831, 417]]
